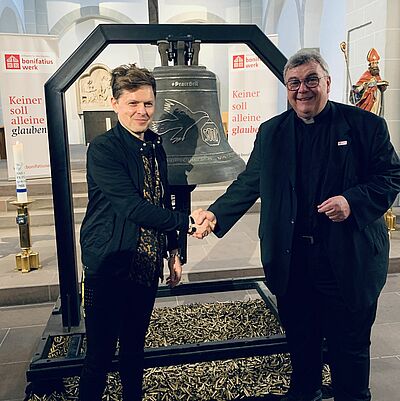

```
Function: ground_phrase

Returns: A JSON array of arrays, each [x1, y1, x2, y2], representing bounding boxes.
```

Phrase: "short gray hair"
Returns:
[[283, 49, 330, 81]]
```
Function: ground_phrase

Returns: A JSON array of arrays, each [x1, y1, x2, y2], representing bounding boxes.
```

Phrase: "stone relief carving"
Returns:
[[77, 64, 113, 112]]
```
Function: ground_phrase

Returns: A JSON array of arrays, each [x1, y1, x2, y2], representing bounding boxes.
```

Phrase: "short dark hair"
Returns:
[[110, 63, 156, 99], [283, 49, 330, 81]]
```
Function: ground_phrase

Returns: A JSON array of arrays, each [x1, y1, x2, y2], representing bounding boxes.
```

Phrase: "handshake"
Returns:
[[188, 209, 217, 239]]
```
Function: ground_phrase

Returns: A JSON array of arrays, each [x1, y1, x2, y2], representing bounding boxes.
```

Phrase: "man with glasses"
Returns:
[[191, 49, 400, 401]]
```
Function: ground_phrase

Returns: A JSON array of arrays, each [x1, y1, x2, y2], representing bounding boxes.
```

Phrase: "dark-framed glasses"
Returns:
[[285, 75, 328, 91]]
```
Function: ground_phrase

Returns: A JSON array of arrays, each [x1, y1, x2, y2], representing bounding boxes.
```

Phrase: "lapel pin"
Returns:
[[338, 140, 348, 146]]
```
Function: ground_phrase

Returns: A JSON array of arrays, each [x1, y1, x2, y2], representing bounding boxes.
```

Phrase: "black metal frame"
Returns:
[[27, 277, 288, 384], [45, 23, 287, 327]]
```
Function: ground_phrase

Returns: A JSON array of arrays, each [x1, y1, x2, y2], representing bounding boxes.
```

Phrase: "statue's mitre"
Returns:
[[367, 48, 380, 63]]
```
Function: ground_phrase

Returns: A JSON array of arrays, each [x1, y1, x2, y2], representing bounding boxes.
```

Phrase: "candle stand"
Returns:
[[384, 207, 396, 237], [10, 200, 41, 273]]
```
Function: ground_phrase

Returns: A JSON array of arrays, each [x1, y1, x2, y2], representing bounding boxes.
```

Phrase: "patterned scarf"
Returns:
[[130, 143, 165, 286]]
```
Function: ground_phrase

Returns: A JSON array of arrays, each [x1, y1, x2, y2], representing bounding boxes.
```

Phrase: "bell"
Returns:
[[151, 64, 246, 185]]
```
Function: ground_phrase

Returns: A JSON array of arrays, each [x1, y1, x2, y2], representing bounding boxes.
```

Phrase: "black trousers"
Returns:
[[79, 275, 158, 401], [276, 238, 377, 401]]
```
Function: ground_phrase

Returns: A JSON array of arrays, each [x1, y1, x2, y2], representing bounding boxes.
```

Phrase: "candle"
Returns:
[[12, 142, 28, 203], [105, 117, 111, 130]]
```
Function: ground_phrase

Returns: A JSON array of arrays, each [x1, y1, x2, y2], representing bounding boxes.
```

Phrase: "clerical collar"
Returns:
[[296, 101, 331, 125], [120, 122, 145, 141], [300, 117, 315, 124]]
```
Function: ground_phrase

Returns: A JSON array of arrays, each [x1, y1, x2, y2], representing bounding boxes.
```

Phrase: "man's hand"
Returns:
[[317, 195, 351, 222], [166, 252, 182, 288], [190, 208, 217, 239]]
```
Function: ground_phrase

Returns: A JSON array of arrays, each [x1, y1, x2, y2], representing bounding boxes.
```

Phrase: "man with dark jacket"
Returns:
[[79, 64, 203, 400], [192, 49, 400, 401]]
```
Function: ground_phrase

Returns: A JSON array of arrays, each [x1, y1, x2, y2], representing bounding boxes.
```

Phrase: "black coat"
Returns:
[[80, 123, 188, 278], [209, 101, 400, 310]]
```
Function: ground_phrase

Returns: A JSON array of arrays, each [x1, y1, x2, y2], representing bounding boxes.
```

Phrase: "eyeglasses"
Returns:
[[285, 75, 328, 91]]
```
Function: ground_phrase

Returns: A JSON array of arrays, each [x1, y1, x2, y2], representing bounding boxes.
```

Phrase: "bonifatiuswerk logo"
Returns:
[[233, 55, 245, 69], [5, 54, 21, 70]]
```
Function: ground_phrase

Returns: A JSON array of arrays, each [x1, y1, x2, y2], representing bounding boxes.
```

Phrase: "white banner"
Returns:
[[0, 34, 59, 179], [228, 36, 278, 162]]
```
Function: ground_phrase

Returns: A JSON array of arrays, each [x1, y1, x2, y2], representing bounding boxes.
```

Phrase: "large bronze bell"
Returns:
[[151, 40, 245, 185]]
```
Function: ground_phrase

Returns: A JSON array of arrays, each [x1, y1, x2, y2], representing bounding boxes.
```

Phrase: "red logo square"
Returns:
[[233, 55, 245, 69], [5, 54, 21, 70]]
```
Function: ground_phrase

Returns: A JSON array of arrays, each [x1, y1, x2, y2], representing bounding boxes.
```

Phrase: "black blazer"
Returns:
[[80, 123, 188, 278], [209, 101, 400, 310]]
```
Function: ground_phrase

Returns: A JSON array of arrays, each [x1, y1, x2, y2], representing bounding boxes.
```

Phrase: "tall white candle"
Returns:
[[105, 117, 111, 131], [12, 142, 28, 203]]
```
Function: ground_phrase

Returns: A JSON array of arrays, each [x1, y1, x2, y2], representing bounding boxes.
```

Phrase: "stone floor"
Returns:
[[1, 273, 400, 401]]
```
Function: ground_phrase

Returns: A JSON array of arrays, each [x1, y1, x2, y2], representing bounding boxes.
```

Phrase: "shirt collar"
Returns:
[[120, 121, 145, 141], [117, 122, 161, 152], [296, 101, 331, 126]]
